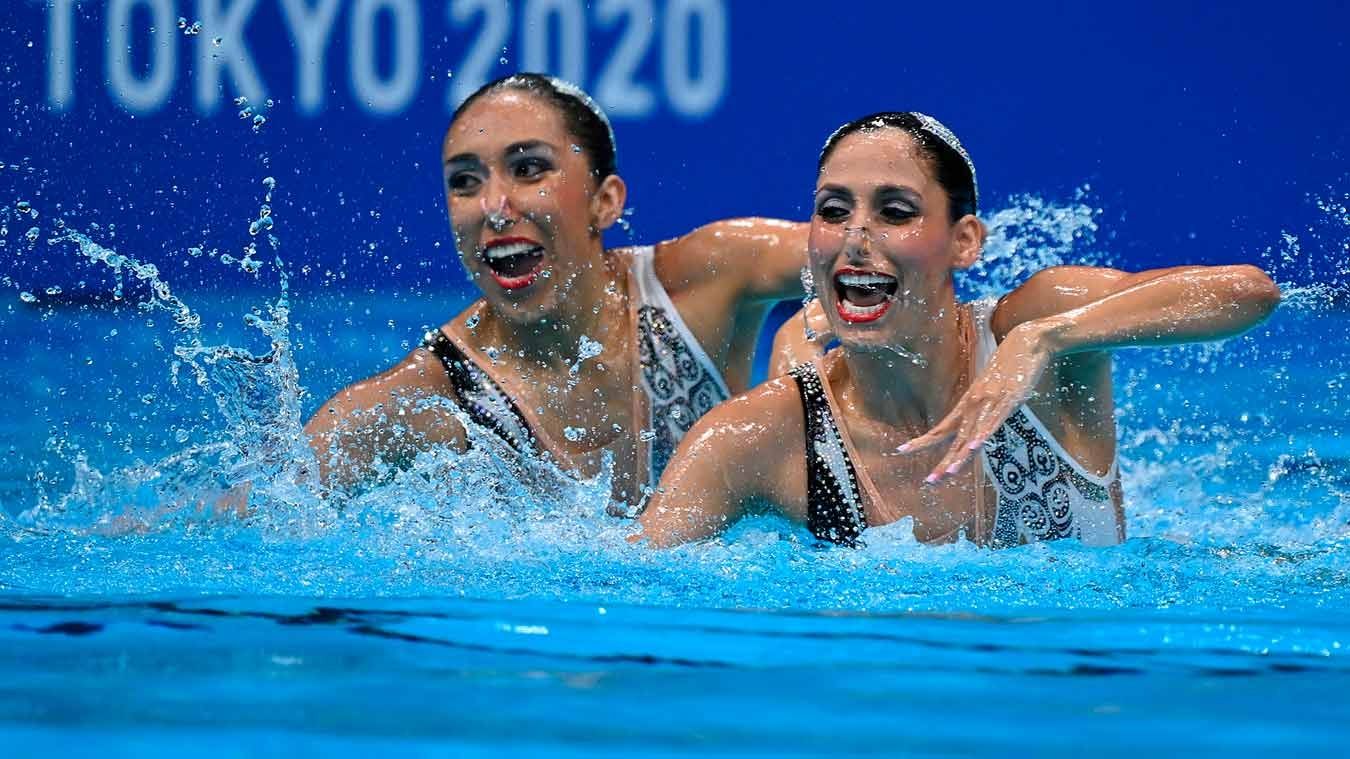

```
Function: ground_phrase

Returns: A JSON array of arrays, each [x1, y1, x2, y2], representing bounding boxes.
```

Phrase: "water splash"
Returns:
[[0, 190, 1347, 618], [960, 188, 1102, 298]]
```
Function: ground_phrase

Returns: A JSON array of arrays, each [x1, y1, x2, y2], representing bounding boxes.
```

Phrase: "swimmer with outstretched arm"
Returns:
[[635, 112, 1280, 548], [304, 74, 808, 509]]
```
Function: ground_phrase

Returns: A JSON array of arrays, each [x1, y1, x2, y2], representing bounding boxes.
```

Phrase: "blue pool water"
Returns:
[[2, 195, 1349, 754]]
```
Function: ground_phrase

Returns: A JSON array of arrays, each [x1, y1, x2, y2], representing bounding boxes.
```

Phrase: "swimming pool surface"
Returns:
[[2, 211, 1348, 754]]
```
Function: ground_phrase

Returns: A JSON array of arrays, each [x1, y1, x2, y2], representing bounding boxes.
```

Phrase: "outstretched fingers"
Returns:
[[898, 405, 963, 460]]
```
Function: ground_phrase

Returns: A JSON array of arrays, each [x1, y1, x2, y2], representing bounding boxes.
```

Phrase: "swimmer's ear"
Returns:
[[950, 215, 986, 270], [589, 174, 628, 233]]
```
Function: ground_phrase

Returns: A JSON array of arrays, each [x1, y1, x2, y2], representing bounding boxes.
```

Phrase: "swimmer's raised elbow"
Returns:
[[1229, 264, 1281, 318]]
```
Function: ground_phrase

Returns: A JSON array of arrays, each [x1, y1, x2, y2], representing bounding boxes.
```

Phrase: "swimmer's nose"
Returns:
[[842, 225, 871, 259], [480, 177, 517, 221], [480, 188, 518, 231]]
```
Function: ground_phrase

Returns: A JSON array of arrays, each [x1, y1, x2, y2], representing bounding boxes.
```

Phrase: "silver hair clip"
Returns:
[[545, 76, 618, 166], [911, 112, 978, 212]]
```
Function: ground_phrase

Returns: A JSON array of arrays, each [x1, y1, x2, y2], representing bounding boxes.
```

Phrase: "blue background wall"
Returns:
[[2, 0, 1347, 299]]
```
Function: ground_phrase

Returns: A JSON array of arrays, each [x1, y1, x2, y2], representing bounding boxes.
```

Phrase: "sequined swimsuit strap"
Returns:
[[422, 329, 536, 454], [790, 363, 866, 546]]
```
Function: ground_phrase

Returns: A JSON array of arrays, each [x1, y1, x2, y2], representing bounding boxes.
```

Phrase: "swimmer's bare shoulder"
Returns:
[[303, 335, 468, 489], [651, 218, 809, 302], [637, 375, 808, 547]]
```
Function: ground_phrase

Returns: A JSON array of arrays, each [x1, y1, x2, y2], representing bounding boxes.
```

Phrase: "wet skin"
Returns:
[[637, 127, 1280, 547], [304, 89, 809, 505]]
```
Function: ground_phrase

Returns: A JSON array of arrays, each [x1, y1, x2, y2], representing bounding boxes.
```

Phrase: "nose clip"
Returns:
[[842, 224, 871, 257], [482, 195, 514, 233]]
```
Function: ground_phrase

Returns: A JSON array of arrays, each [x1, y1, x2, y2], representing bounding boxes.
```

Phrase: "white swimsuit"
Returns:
[[424, 245, 729, 492], [790, 297, 1123, 547]]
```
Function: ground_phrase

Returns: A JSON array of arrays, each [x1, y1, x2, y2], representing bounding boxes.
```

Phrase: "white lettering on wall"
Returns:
[[47, 0, 80, 112], [447, 0, 511, 110], [593, 0, 655, 118], [106, 0, 175, 114], [278, 0, 342, 115], [662, 0, 727, 118], [521, 0, 586, 87], [196, 0, 267, 113], [45, 0, 732, 120], [350, 0, 421, 114]]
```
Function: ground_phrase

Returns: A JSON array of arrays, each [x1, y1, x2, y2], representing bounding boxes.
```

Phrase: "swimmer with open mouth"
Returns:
[[636, 111, 1281, 549], [304, 74, 812, 512]]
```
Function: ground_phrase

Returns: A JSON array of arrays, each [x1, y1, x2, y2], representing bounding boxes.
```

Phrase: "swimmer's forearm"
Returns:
[[1022, 264, 1281, 355]]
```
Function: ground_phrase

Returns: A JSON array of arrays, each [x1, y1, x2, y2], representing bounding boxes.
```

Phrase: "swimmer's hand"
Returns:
[[898, 321, 1054, 483], [769, 299, 835, 376]]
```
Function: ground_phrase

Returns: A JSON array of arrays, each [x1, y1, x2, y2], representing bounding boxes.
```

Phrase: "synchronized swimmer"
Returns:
[[635, 112, 1280, 548], [305, 76, 1280, 549], [304, 74, 807, 510]]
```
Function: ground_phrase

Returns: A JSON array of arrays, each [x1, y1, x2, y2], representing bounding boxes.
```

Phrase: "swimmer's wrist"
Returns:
[[1012, 315, 1076, 356]]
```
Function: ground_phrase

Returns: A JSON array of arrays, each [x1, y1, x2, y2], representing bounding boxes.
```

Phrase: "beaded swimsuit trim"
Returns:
[[422, 329, 537, 455], [790, 363, 866, 546]]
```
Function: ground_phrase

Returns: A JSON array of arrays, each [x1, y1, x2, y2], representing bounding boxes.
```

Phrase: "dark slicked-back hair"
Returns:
[[451, 73, 618, 182], [819, 112, 978, 221]]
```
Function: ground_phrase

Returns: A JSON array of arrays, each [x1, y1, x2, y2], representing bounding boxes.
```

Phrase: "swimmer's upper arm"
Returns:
[[992, 265, 1212, 340], [304, 348, 467, 489], [659, 218, 809, 302], [637, 377, 798, 547]]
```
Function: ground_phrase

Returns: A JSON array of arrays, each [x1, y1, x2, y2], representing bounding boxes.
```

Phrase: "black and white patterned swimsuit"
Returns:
[[792, 298, 1122, 548], [423, 246, 728, 492], [631, 245, 731, 485], [422, 329, 536, 455]]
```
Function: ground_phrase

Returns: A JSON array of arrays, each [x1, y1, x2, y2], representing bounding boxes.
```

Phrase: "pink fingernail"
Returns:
[[945, 463, 960, 475], [924, 473, 939, 484], [967, 440, 983, 451], [897, 443, 911, 453]]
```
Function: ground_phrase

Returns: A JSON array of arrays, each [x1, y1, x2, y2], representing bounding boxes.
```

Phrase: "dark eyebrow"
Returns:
[[815, 183, 853, 198], [504, 140, 555, 155], [876, 185, 922, 202], [443, 152, 480, 167]]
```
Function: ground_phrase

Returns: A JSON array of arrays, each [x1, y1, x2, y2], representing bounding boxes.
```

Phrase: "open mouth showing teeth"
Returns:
[[482, 239, 546, 289], [834, 269, 898, 323]]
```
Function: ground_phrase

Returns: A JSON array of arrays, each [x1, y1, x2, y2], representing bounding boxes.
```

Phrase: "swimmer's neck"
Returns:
[[481, 251, 629, 371], [838, 290, 968, 431]]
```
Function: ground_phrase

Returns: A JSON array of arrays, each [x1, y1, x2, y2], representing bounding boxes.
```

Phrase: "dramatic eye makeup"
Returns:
[[814, 186, 853, 222], [505, 141, 557, 181], [444, 154, 484, 194], [875, 187, 920, 223]]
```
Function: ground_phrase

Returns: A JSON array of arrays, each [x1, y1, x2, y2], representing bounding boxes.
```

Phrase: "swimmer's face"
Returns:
[[442, 90, 625, 324], [809, 129, 983, 352]]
